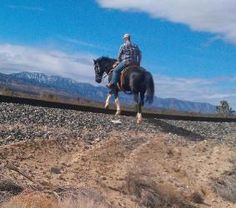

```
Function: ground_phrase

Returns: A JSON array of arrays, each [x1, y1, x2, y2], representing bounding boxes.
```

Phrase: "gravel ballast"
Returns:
[[0, 102, 235, 146]]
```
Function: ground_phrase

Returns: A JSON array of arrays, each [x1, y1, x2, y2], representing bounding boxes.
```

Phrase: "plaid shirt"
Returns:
[[117, 41, 142, 66]]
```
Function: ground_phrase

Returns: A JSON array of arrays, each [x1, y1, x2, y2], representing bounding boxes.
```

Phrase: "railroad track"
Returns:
[[0, 95, 235, 123]]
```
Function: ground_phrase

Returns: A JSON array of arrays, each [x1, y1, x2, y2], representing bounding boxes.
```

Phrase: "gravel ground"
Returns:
[[0, 102, 235, 146]]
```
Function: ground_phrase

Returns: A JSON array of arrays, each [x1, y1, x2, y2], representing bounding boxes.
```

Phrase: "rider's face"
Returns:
[[123, 37, 129, 42]]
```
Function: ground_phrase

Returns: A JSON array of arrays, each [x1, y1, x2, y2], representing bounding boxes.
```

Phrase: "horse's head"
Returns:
[[93, 57, 117, 83], [93, 58, 104, 83]]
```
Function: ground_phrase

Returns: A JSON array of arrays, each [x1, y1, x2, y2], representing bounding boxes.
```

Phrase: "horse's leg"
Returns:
[[133, 92, 141, 123], [114, 91, 121, 116], [105, 92, 112, 109], [137, 92, 144, 124]]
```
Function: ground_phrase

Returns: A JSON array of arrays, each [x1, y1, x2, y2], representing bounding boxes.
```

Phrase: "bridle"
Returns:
[[95, 58, 116, 82]]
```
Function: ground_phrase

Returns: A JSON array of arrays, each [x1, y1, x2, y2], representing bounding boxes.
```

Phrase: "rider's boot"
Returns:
[[106, 82, 115, 89]]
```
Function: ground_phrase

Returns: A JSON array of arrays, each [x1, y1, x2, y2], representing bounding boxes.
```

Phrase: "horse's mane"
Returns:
[[96, 56, 117, 62]]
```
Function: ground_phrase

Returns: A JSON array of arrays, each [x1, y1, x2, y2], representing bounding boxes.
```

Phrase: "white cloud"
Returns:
[[206, 93, 236, 99], [97, 0, 236, 43], [0, 44, 96, 83], [156, 75, 236, 109], [57, 36, 110, 51], [59, 37, 97, 48]]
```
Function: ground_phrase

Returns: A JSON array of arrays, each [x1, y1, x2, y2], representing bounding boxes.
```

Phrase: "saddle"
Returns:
[[118, 64, 138, 91]]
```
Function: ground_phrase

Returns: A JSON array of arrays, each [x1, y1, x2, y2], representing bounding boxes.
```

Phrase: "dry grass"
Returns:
[[1, 192, 109, 208], [125, 175, 195, 208], [1, 193, 58, 208], [58, 198, 108, 208], [213, 170, 236, 203]]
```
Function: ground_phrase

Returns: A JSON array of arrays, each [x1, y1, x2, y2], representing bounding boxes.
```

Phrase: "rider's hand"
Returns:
[[112, 61, 119, 68]]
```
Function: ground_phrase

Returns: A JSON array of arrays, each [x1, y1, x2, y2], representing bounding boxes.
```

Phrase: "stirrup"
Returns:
[[106, 83, 115, 89]]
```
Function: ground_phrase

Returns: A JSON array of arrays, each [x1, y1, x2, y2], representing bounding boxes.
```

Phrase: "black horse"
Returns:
[[93, 56, 154, 123]]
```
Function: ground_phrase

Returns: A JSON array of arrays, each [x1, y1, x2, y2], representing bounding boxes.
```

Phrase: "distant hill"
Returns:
[[0, 71, 217, 113]]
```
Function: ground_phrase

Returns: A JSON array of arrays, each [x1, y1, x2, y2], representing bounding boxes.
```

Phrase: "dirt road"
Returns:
[[1, 129, 235, 208]]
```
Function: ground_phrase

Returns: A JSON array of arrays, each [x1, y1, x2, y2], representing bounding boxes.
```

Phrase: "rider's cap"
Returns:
[[123, 33, 130, 39]]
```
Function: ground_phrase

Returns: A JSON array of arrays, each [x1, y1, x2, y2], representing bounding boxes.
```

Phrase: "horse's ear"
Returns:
[[93, 59, 96, 64]]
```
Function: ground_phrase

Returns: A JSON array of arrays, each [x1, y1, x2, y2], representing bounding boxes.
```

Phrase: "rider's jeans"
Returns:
[[111, 60, 127, 85]]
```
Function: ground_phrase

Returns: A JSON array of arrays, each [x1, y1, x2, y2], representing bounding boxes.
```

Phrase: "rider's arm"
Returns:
[[117, 45, 124, 62], [137, 46, 142, 66]]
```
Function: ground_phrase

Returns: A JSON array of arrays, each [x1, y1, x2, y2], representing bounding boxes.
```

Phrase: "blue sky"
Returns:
[[0, 0, 235, 108]]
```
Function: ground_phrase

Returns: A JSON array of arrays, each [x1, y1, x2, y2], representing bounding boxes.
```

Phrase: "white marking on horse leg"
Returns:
[[115, 97, 121, 116], [137, 113, 142, 124], [105, 94, 111, 109]]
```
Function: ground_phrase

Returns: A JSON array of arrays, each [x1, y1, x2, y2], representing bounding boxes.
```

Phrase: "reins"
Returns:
[[103, 69, 113, 80]]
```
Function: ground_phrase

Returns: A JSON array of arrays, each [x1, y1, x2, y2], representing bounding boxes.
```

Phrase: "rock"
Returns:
[[50, 167, 62, 174], [0, 179, 23, 195], [190, 191, 204, 204], [40, 180, 53, 187]]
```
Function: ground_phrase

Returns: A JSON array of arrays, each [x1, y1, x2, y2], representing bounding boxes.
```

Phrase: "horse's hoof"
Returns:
[[137, 119, 142, 124], [115, 111, 121, 116]]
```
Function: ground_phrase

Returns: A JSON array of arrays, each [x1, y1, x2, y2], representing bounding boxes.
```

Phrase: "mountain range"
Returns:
[[0, 71, 217, 113]]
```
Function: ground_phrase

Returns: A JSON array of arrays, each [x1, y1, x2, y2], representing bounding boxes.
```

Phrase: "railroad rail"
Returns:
[[0, 95, 235, 123]]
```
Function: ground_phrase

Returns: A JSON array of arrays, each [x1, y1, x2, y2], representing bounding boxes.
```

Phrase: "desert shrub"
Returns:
[[213, 170, 236, 203], [126, 175, 195, 208]]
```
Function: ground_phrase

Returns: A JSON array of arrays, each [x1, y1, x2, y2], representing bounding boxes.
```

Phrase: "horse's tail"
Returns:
[[144, 71, 155, 104]]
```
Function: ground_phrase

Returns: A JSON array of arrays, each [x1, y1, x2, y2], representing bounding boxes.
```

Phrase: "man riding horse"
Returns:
[[93, 34, 154, 124], [107, 34, 142, 89]]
